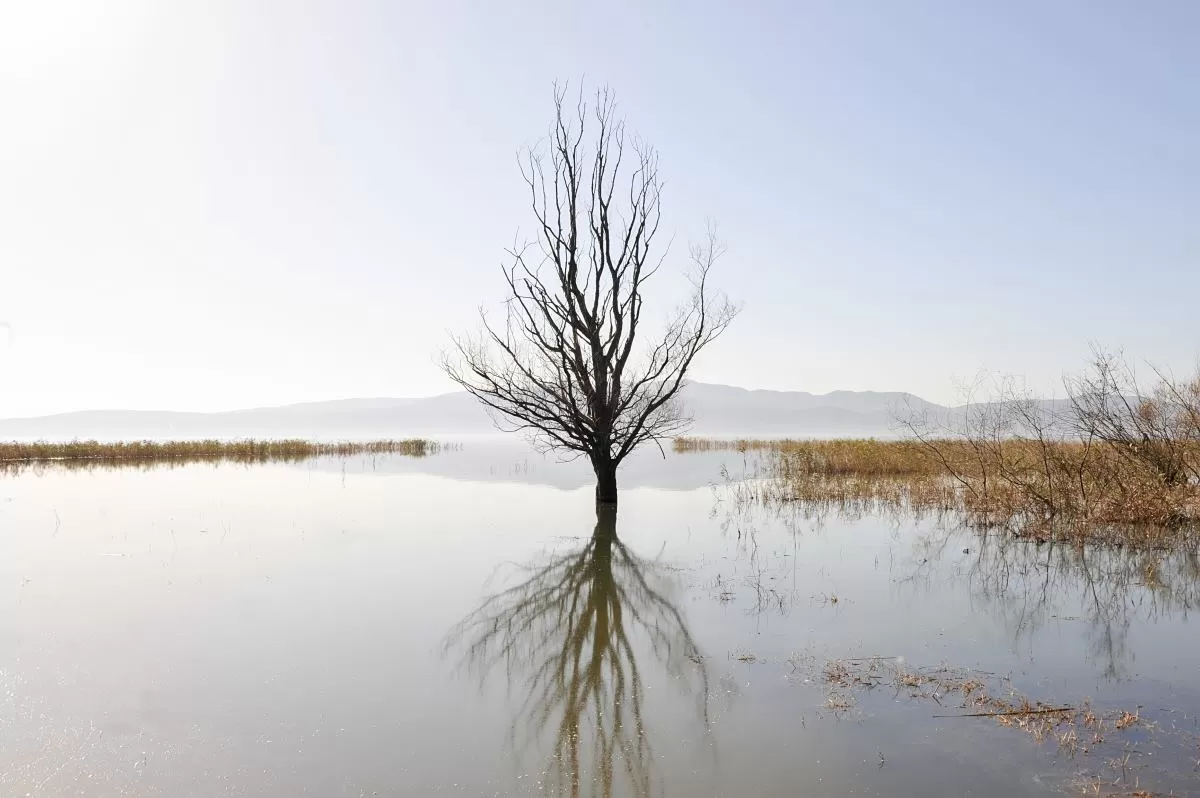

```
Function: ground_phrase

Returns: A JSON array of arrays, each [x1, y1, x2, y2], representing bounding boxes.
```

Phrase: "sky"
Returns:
[[2, 0, 1197, 417]]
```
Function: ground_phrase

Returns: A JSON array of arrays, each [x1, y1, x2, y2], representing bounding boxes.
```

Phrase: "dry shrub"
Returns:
[[902, 358, 1200, 537]]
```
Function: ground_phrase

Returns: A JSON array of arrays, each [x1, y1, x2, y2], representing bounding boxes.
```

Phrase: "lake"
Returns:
[[2, 440, 1198, 796]]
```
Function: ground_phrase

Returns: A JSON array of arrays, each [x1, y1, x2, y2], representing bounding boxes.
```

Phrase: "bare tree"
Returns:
[[443, 85, 738, 504]]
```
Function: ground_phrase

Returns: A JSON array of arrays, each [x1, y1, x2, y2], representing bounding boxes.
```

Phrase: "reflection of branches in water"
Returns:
[[445, 505, 710, 797], [716, 462, 1200, 673], [711, 475, 917, 618], [716, 524, 800, 618], [908, 529, 1200, 679]]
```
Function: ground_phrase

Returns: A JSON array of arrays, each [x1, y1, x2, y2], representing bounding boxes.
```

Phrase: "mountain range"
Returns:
[[0, 382, 953, 441]]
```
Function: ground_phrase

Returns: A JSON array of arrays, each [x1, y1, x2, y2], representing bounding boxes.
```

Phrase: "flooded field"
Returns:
[[2, 440, 1198, 796]]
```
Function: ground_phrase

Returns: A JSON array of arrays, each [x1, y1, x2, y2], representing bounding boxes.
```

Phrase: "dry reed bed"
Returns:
[[0, 438, 438, 472], [680, 437, 1200, 542], [675, 437, 937, 475]]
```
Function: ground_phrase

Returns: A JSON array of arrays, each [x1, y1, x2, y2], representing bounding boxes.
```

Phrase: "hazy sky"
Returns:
[[2, 1, 1197, 417]]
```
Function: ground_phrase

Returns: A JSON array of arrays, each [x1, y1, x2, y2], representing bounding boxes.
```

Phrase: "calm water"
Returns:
[[2, 441, 1199, 796]]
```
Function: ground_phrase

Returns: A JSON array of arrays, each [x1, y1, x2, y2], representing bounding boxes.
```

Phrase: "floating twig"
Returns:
[[933, 706, 1075, 719]]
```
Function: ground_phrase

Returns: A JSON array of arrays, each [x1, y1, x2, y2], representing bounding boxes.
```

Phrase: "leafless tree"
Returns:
[[443, 85, 738, 504]]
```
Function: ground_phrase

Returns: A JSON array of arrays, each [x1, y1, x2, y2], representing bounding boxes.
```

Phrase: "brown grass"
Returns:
[[681, 437, 1200, 542], [0, 438, 438, 474], [675, 437, 934, 475]]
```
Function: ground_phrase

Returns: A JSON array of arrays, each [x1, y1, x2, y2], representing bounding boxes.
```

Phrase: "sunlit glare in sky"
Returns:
[[2, 1, 1197, 416]]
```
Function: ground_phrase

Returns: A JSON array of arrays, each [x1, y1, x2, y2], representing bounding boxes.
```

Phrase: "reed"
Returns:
[[675, 437, 936, 475], [0, 438, 437, 472], [680, 436, 1200, 542]]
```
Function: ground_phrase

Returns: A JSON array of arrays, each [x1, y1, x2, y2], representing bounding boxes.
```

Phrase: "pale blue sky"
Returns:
[[2, 0, 1197, 416]]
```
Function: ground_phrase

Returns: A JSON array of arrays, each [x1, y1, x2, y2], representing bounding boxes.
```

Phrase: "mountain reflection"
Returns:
[[446, 505, 710, 797]]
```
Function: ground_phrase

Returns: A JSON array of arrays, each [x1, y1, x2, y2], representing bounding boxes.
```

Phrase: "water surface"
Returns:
[[2, 441, 1198, 795]]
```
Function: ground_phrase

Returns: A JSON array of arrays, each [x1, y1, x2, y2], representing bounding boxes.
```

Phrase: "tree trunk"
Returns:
[[594, 459, 619, 505]]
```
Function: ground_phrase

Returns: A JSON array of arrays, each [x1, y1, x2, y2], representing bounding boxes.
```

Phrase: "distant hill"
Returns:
[[678, 383, 941, 436], [0, 382, 955, 441]]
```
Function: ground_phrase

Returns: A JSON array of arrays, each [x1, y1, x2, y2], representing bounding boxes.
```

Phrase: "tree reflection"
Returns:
[[908, 529, 1200, 679], [446, 504, 709, 797]]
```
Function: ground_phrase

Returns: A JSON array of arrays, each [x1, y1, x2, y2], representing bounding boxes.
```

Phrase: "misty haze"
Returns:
[[2, 3, 1199, 797], [0, 383, 948, 441]]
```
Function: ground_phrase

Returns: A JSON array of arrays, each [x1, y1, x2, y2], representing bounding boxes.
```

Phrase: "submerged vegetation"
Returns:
[[785, 654, 1200, 795], [801, 655, 1135, 748], [0, 438, 438, 473]]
